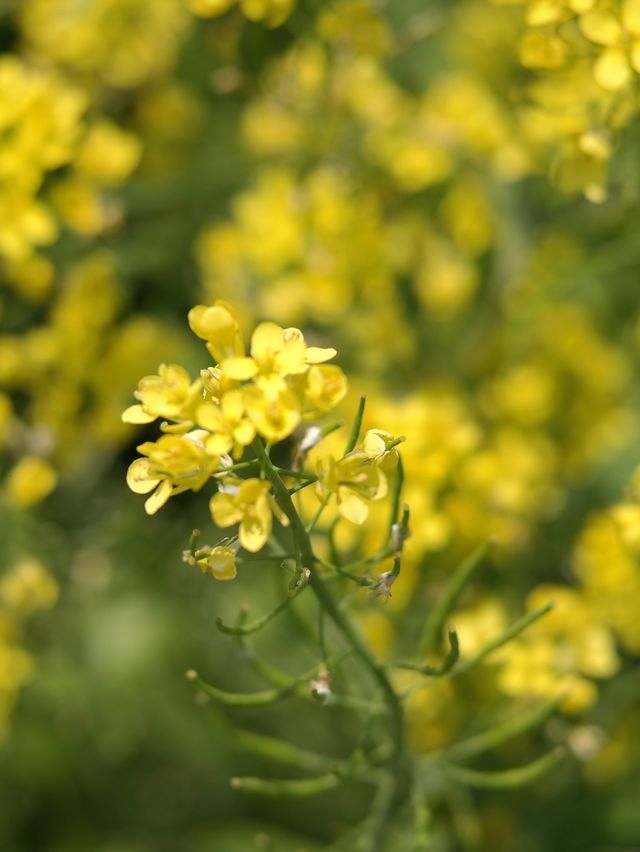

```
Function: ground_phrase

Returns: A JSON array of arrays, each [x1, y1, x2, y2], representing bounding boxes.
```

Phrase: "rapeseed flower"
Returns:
[[210, 478, 289, 552]]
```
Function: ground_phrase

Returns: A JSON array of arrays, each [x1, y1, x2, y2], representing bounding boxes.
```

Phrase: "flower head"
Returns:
[[196, 545, 237, 581], [122, 363, 202, 427], [210, 477, 289, 552], [127, 432, 219, 514], [316, 452, 388, 524]]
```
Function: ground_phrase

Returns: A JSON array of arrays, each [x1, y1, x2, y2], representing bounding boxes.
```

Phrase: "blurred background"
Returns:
[[2, 0, 640, 849]]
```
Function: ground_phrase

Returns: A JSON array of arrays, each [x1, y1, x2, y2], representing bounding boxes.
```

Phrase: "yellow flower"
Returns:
[[122, 363, 202, 426], [221, 322, 335, 391], [316, 453, 388, 524], [496, 584, 619, 713], [75, 120, 142, 187], [196, 389, 256, 456], [301, 364, 348, 417], [20, 0, 191, 89], [127, 432, 219, 514], [210, 477, 289, 552], [361, 429, 403, 467], [580, 0, 640, 91], [188, 301, 245, 364], [196, 545, 237, 581], [243, 383, 302, 442], [5, 456, 58, 507]]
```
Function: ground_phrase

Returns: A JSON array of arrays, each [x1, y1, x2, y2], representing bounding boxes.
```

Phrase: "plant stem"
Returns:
[[252, 438, 405, 761]]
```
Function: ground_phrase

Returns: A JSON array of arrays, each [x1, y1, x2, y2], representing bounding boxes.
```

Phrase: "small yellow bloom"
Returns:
[[210, 477, 288, 552], [5, 456, 58, 507], [127, 433, 219, 514], [76, 120, 142, 187], [188, 301, 245, 364], [221, 322, 335, 390], [302, 364, 348, 417], [122, 363, 202, 426], [196, 545, 237, 581], [243, 383, 302, 442], [316, 453, 387, 524], [196, 389, 256, 456], [580, 0, 640, 91], [361, 429, 403, 467]]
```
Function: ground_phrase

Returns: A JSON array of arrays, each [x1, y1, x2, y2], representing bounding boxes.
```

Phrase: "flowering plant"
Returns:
[[124, 302, 565, 849]]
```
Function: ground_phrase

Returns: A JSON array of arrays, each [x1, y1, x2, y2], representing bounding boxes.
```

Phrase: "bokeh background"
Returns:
[[2, 0, 640, 849]]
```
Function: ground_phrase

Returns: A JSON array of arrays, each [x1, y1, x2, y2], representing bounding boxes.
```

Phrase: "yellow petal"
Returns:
[[579, 11, 623, 45], [121, 404, 155, 424], [233, 419, 256, 446], [372, 468, 388, 500], [239, 505, 272, 552], [304, 345, 337, 364], [188, 302, 244, 361], [144, 480, 173, 514], [268, 494, 290, 527], [221, 389, 244, 421], [244, 385, 302, 442], [623, 0, 640, 35], [570, 0, 595, 11], [527, 0, 564, 26], [304, 365, 348, 415], [205, 433, 234, 454], [221, 356, 258, 381], [201, 546, 237, 581], [593, 47, 632, 90], [362, 430, 387, 460], [210, 491, 242, 526], [630, 39, 640, 72], [238, 478, 271, 503], [276, 338, 307, 375], [126, 458, 160, 494], [196, 402, 224, 431], [338, 489, 369, 524], [251, 322, 284, 359]]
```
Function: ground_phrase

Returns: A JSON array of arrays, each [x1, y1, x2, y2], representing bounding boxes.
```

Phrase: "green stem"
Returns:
[[231, 772, 341, 797], [275, 467, 318, 482], [232, 729, 338, 774], [419, 542, 490, 656], [216, 595, 297, 636], [306, 493, 330, 533], [358, 772, 397, 852], [252, 438, 405, 759], [345, 396, 366, 455], [217, 460, 259, 474], [388, 456, 404, 542], [397, 627, 459, 677], [189, 658, 324, 707], [444, 748, 564, 790]]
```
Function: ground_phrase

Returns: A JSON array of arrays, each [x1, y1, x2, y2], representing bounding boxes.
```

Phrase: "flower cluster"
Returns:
[[0, 252, 187, 488], [125, 303, 355, 564], [493, 0, 640, 199]]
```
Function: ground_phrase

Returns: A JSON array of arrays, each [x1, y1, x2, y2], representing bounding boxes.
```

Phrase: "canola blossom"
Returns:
[[123, 303, 379, 557], [2, 0, 640, 848]]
